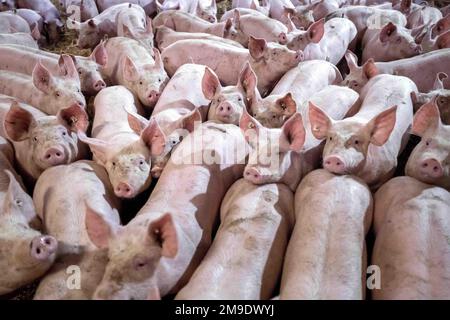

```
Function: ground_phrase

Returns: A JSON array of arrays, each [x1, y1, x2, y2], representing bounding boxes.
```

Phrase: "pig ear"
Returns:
[[145, 16, 153, 34], [180, 108, 202, 133], [58, 54, 79, 80], [307, 18, 325, 43], [90, 41, 108, 67], [284, 12, 297, 33], [152, 48, 164, 70], [237, 62, 257, 98], [433, 72, 448, 90], [141, 118, 166, 156], [281, 113, 305, 152], [4, 101, 34, 141], [31, 23, 41, 41], [362, 59, 379, 79], [380, 22, 397, 43], [77, 132, 109, 164], [437, 30, 450, 50], [126, 110, 149, 135], [32, 61, 54, 94], [411, 99, 441, 137], [122, 55, 139, 82], [400, 0, 411, 13], [148, 213, 178, 258], [233, 9, 241, 30], [248, 36, 267, 60], [202, 67, 221, 100], [308, 101, 332, 140], [239, 109, 261, 140], [85, 203, 115, 249], [345, 50, 358, 71], [367, 106, 397, 146], [57, 104, 89, 133], [3, 170, 26, 213], [434, 14, 450, 36], [277, 93, 297, 117]]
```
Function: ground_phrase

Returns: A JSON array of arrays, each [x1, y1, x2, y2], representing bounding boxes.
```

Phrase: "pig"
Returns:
[[69, 3, 143, 49], [16, 0, 63, 42], [161, 37, 303, 96], [32, 161, 121, 300], [309, 74, 417, 189], [0, 164, 57, 295], [101, 37, 169, 109], [362, 22, 422, 63], [196, 0, 218, 23], [92, 122, 248, 300], [153, 10, 241, 44], [0, 44, 107, 95], [5, 9, 44, 44], [117, 11, 154, 51], [96, 0, 157, 16], [202, 62, 258, 125], [0, 61, 86, 115], [230, 9, 290, 45], [411, 72, 450, 124], [415, 14, 450, 52], [155, 25, 244, 50], [267, 0, 295, 22], [240, 84, 358, 192], [148, 63, 210, 177], [342, 49, 450, 93], [221, 6, 270, 22], [419, 30, 450, 52], [59, 0, 99, 22], [372, 176, 450, 299], [78, 86, 163, 199], [405, 99, 450, 191], [250, 60, 344, 128], [0, 0, 14, 11], [0, 32, 38, 48], [232, 0, 270, 16], [0, 11, 31, 33], [404, 5, 443, 29], [0, 97, 88, 184], [442, 4, 450, 18], [159, 0, 218, 23], [279, 169, 372, 300], [282, 6, 315, 30], [284, 18, 357, 65], [176, 179, 295, 300]]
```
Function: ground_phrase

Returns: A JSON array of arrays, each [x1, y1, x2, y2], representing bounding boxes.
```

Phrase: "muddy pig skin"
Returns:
[[0, 136, 57, 295], [280, 169, 372, 300], [372, 176, 450, 299], [32, 161, 121, 300], [176, 179, 294, 300], [92, 122, 248, 300]]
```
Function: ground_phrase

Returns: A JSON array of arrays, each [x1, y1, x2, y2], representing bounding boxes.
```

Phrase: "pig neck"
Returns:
[[0, 72, 47, 110]]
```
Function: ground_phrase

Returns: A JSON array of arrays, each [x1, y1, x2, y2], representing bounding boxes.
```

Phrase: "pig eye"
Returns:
[[158, 78, 162, 83], [425, 139, 431, 146], [329, 137, 333, 141], [238, 97, 242, 102], [62, 131, 67, 136], [55, 92, 61, 97], [78, 69, 82, 75], [139, 160, 144, 165], [33, 137, 38, 142], [354, 139, 359, 145], [112, 162, 116, 166], [139, 81, 143, 85]]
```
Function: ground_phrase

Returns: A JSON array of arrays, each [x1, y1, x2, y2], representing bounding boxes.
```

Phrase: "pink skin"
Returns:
[[232, 0, 270, 16], [267, 0, 295, 22], [310, 74, 416, 189], [5, 9, 43, 35], [16, 0, 63, 43], [33, 161, 122, 300], [158, 0, 217, 23], [405, 5, 443, 29], [0, 33, 38, 48], [0, 12, 31, 33], [101, 37, 169, 109], [92, 123, 248, 300], [285, 17, 357, 65], [176, 179, 295, 300], [282, 6, 315, 30], [155, 25, 244, 50], [405, 100, 450, 191], [342, 49, 450, 93], [280, 169, 372, 300], [162, 37, 303, 96], [202, 62, 258, 125], [362, 22, 422, 63], [0, 44, 106, 95], [0, 164, 57, 295], [117, 12, 154, 51], [372, 176, 450, 299], [0, 97, 89, 182], [418, 14, 450, 52], [59, 0, 99, 22], [0, 60, 86, 116], [78, 86, 166, 199], [96, 0, 157, 16]]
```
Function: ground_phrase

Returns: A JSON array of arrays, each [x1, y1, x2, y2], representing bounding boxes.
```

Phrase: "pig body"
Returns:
[[93, 122, 248, 299], [176, 179, 295, 300], [220, 7, 269, 22], [0, 32, 38, 48], [102, 37, 168, 109], [59, 0, 99, 22], [96, 0, 157, 16], [32, 161, 121, 300], [5, 9, 44, 40], [372, 176, 450, 299], [162, 38, 302, 96], [116, 6, 153, 50], [0, 136, 57, 295], [0, 11, 31, 33], [158, 0, 218, 23], [280, 169, 372, 300], [268, 0, 295, 22], [0, 95, 88, 183], [155, 25, 243, 50]]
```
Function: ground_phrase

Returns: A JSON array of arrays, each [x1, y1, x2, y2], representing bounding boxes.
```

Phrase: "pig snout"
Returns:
[[410, 43, 422, 55], [147, 90, 160, 104], [30, 235, 58, 261], [150, 166, 163, 178], [323, 156, 346, 174], [43, 147, 66, 166], [216, 102, 234, 119], [419, 158, 443, 178], [294, 51, 304, 63], [94, 80, 106, 92], [244, 167, 265, 184], [115, 182, 135, 198]]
